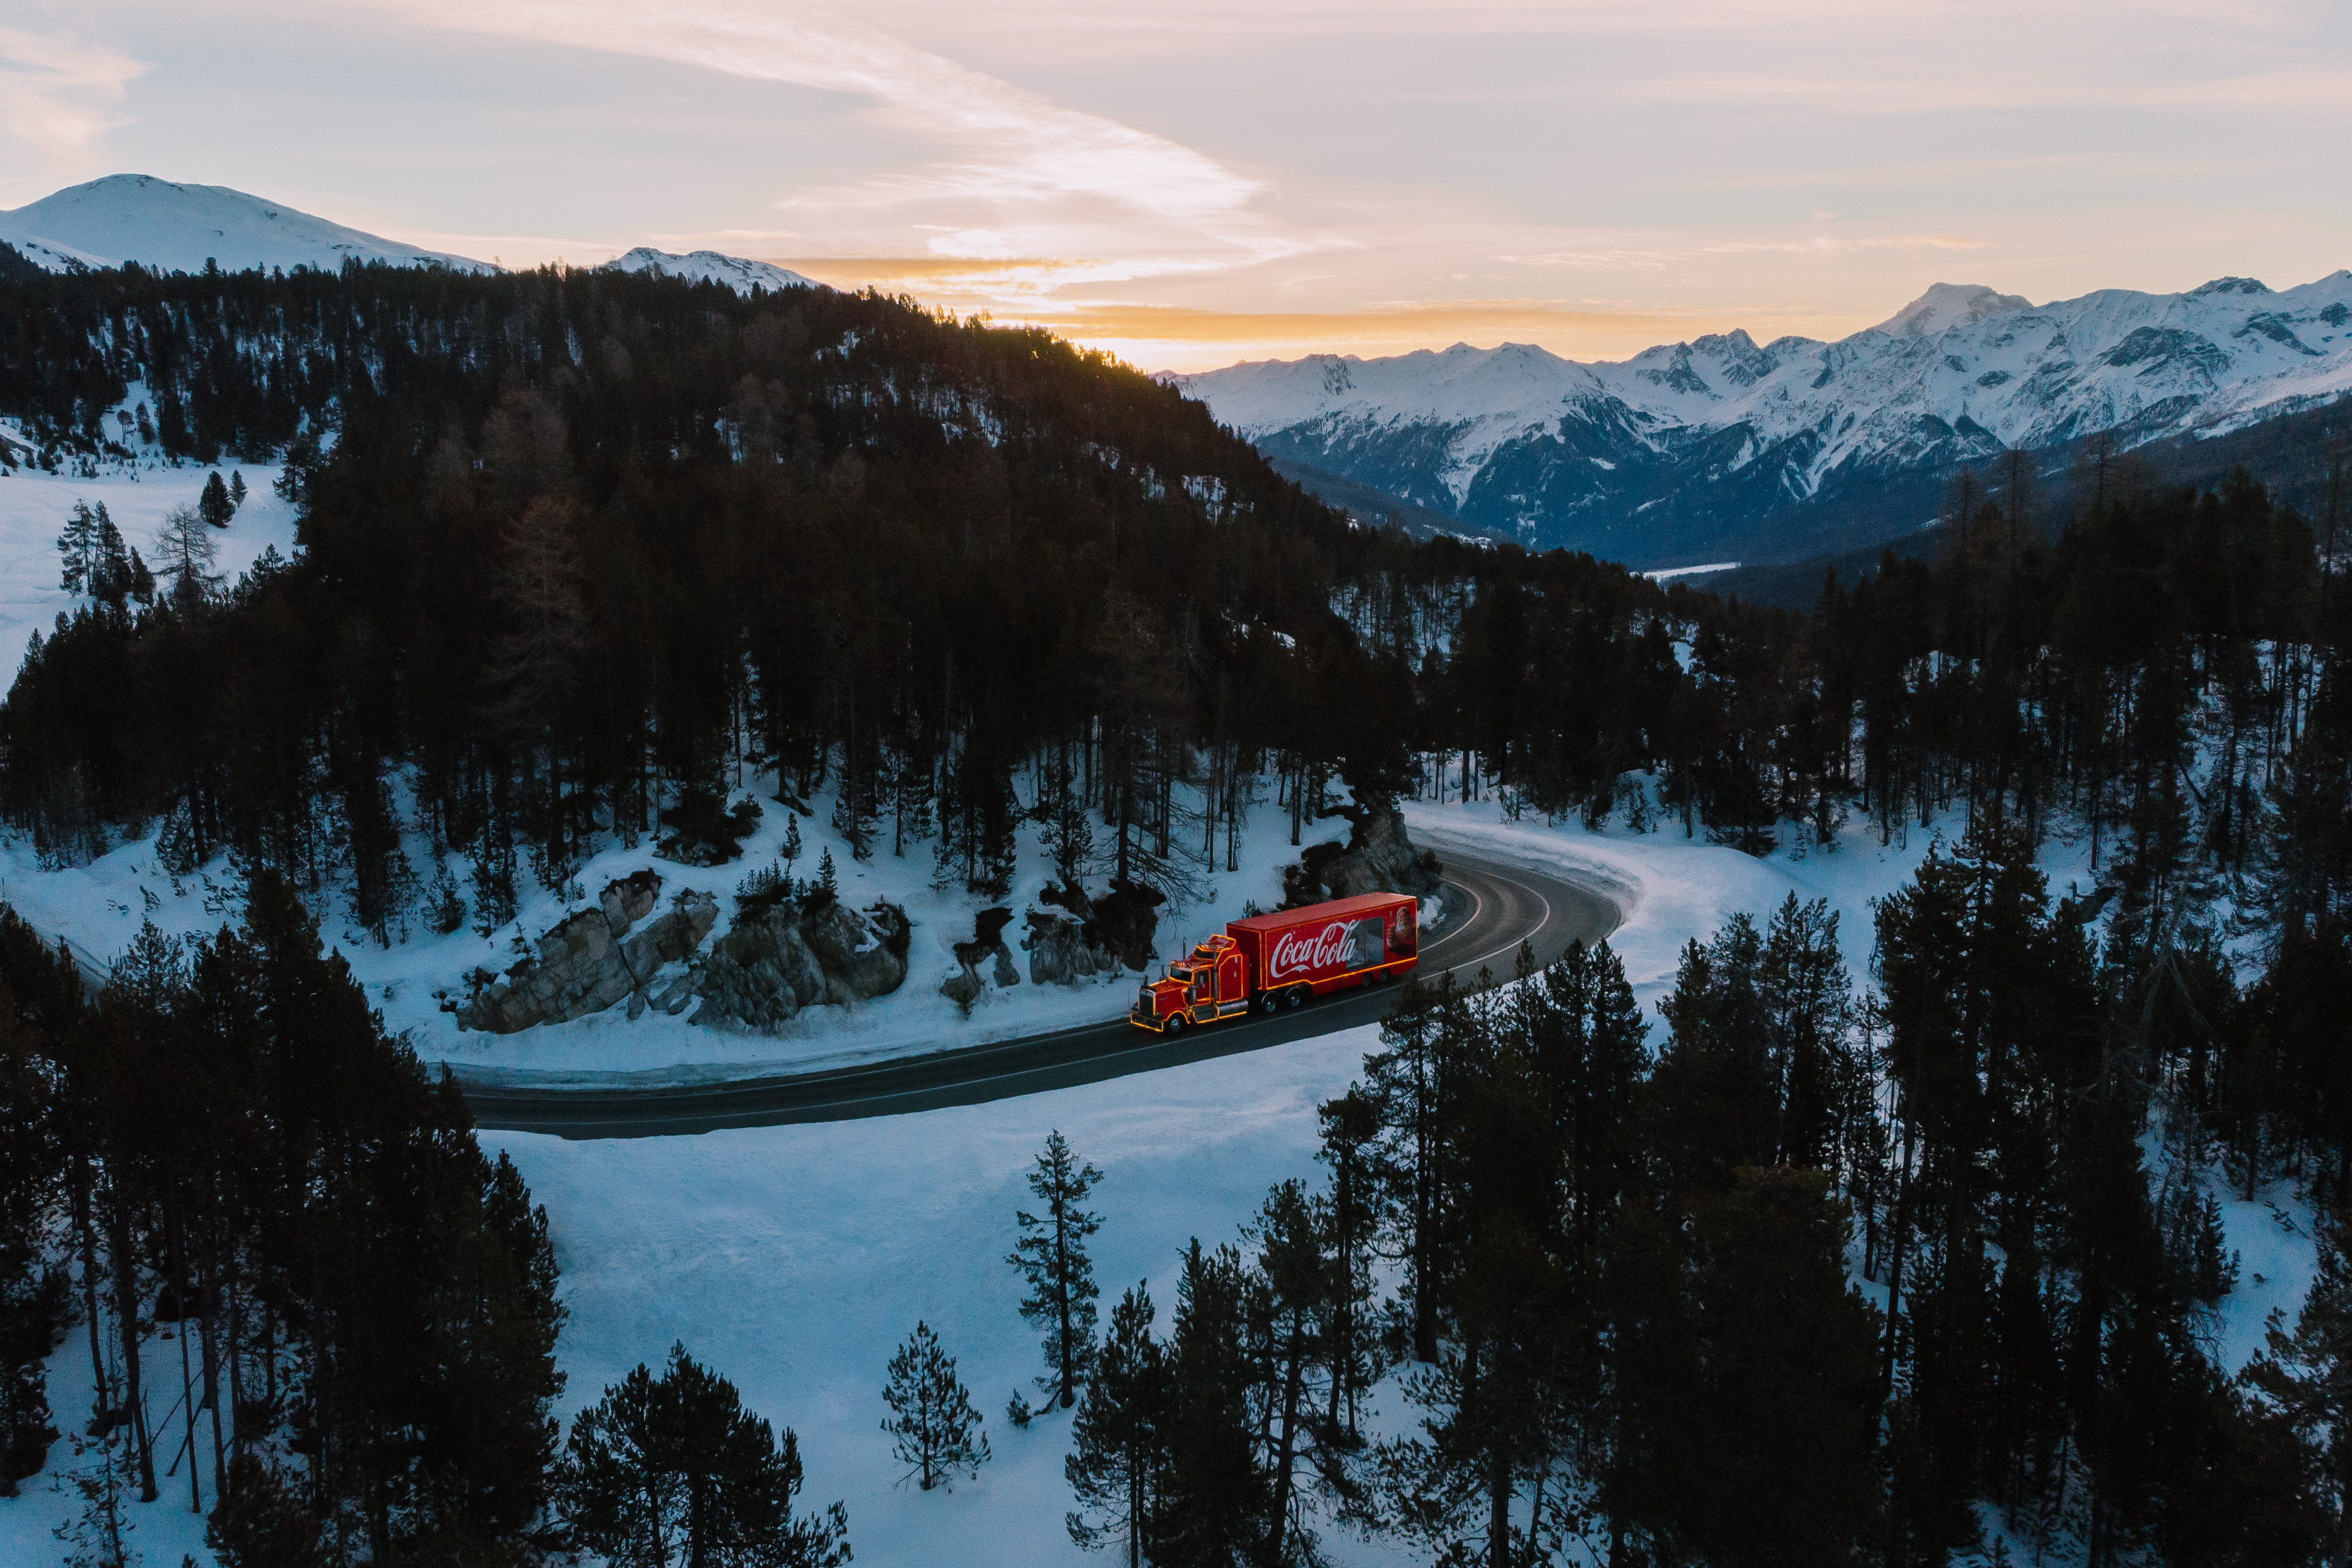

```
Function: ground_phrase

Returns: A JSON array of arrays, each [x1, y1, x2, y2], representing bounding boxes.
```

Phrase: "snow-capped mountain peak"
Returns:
[[1174, 271, 2352, 568], [0, 174, 495, 276], [1869, 282, 2033, 338], [596, 247, 815, 296]]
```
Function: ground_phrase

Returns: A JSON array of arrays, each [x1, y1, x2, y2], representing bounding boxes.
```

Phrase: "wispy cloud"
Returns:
[[0, 26, 146, 170], [389, 1, 1265, 235], [1507, 233, 1994, 271]]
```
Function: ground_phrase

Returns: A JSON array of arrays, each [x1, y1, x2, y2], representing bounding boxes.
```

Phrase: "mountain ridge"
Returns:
[[0, 174, 498, 275], [0, 176, 814, 298], [1167, 272, 2352, 567]]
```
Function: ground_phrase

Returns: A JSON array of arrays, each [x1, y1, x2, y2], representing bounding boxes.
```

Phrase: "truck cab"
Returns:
[[1130, 933, 1248, 1034]]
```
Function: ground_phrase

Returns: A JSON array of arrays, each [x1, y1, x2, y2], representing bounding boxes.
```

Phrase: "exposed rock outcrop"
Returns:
[[941, 908, 1027, 1005], [1023, 908, 1115, 986], [691, 907, 829, 1030], [693, 897, 913, 1032], [1283, 801, 1443, 907], [458, 871, 718, 1033]]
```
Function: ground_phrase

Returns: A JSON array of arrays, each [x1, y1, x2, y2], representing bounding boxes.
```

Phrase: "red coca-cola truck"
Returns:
[[1128, 891, 1422, 1034]]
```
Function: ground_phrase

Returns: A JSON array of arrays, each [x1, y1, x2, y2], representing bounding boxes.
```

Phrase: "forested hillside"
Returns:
[[2, 259, 2351, 1562], [0, 882, 565, 1560]]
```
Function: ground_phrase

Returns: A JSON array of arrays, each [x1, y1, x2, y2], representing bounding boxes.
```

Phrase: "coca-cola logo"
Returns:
[[1268, 921, 1350, 981]]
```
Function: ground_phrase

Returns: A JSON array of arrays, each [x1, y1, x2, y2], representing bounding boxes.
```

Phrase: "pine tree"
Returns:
[[1009, 1130, 1103, 1410], [481, 494, 588, 744], [2246, 1210, 2352, 1560], [204, 1456, 328, 1568], [472, 793, 520, 936], [1316, 1089, 1387, 1440], [1156, 1240, 1271, 1561], [56, 500, 97, 594], [228, 470, 247, 511], [199, 471, 235, 529], [557, 1343, 850, 1568], [882, 1321, 989, 1491], [1249, 1178, 1335, 1562], [803, 847, 839, 912], [1759, 893, 1850, 1169], [882, 725, 933, 857], [1066, 1283, 1170, 1567], [90, 505, 130, 607], [426, 860, 467, 935], [1364, 972, 1468, 1364], [1036, 747, 1095, 898], [0, 1001, 64, 1494], [155, 502, 220, 602], [781, 814, 803, 872]]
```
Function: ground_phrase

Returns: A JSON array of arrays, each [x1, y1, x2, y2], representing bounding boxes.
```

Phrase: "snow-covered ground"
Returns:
[[0, 457, 299, 676]]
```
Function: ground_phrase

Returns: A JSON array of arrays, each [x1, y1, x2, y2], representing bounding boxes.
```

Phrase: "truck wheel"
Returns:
[[1283, 986, 1306, 1010], [1258, 993, 1278, 1013], [1163, 1014, 1186, 1036]]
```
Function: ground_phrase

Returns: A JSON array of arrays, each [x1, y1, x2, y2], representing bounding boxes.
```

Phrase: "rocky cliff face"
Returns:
[[940, 906, 1025, 1007], [457, 870, 718, 1033], [1022, 908, 1119, 986], [1284, 802, 1443, 907], [453, 870, 916, 1036], [691, 896, 912, 1033]]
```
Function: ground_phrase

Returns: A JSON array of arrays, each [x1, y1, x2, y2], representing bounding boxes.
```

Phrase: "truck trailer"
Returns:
[[1128, 891, 1422, 1034]]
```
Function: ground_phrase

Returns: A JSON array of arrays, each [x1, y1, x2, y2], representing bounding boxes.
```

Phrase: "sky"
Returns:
[[1, 1, 2348, 370]]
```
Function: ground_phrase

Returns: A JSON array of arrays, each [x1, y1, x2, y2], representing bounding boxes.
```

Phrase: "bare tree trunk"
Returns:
[[108, 1189, 158, 1502]]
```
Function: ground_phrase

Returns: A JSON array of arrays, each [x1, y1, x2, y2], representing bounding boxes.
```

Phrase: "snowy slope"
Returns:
[[1868, 281, 2032, 337], [1172, 272, 2352, 565], [0, 460, 300, 665], [597, 246, 816, 295], [0, 174, 496, 276]]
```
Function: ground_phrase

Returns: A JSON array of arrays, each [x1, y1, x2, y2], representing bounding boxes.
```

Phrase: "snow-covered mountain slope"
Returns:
[[0, 174, 496, 276], [1171, 273, 2352, 567], [597, 246, 815, 295], [1868, 282, 2032, 338]]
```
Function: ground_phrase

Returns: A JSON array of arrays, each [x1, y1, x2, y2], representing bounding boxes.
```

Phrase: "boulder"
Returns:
[[804, 898, 913, 1002], [693, 897, 913, 1032], [692, 908, 829, 1031], [1024, 910, 1113, 986], [457, 874, 718, 1033], [601, 868, 664, 926], [940, 965, 985, 1007], [948, 907, 1021, 990], [1284, 801, 1442, 906]]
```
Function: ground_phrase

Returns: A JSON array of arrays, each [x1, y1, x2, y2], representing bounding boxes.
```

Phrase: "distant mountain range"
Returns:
[[0, 175, 814, 296], [1167, 275, 2352, 569]]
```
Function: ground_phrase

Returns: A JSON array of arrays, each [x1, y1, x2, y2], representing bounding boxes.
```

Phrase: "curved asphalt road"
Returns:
[[457, 847, 1620, 1140]]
